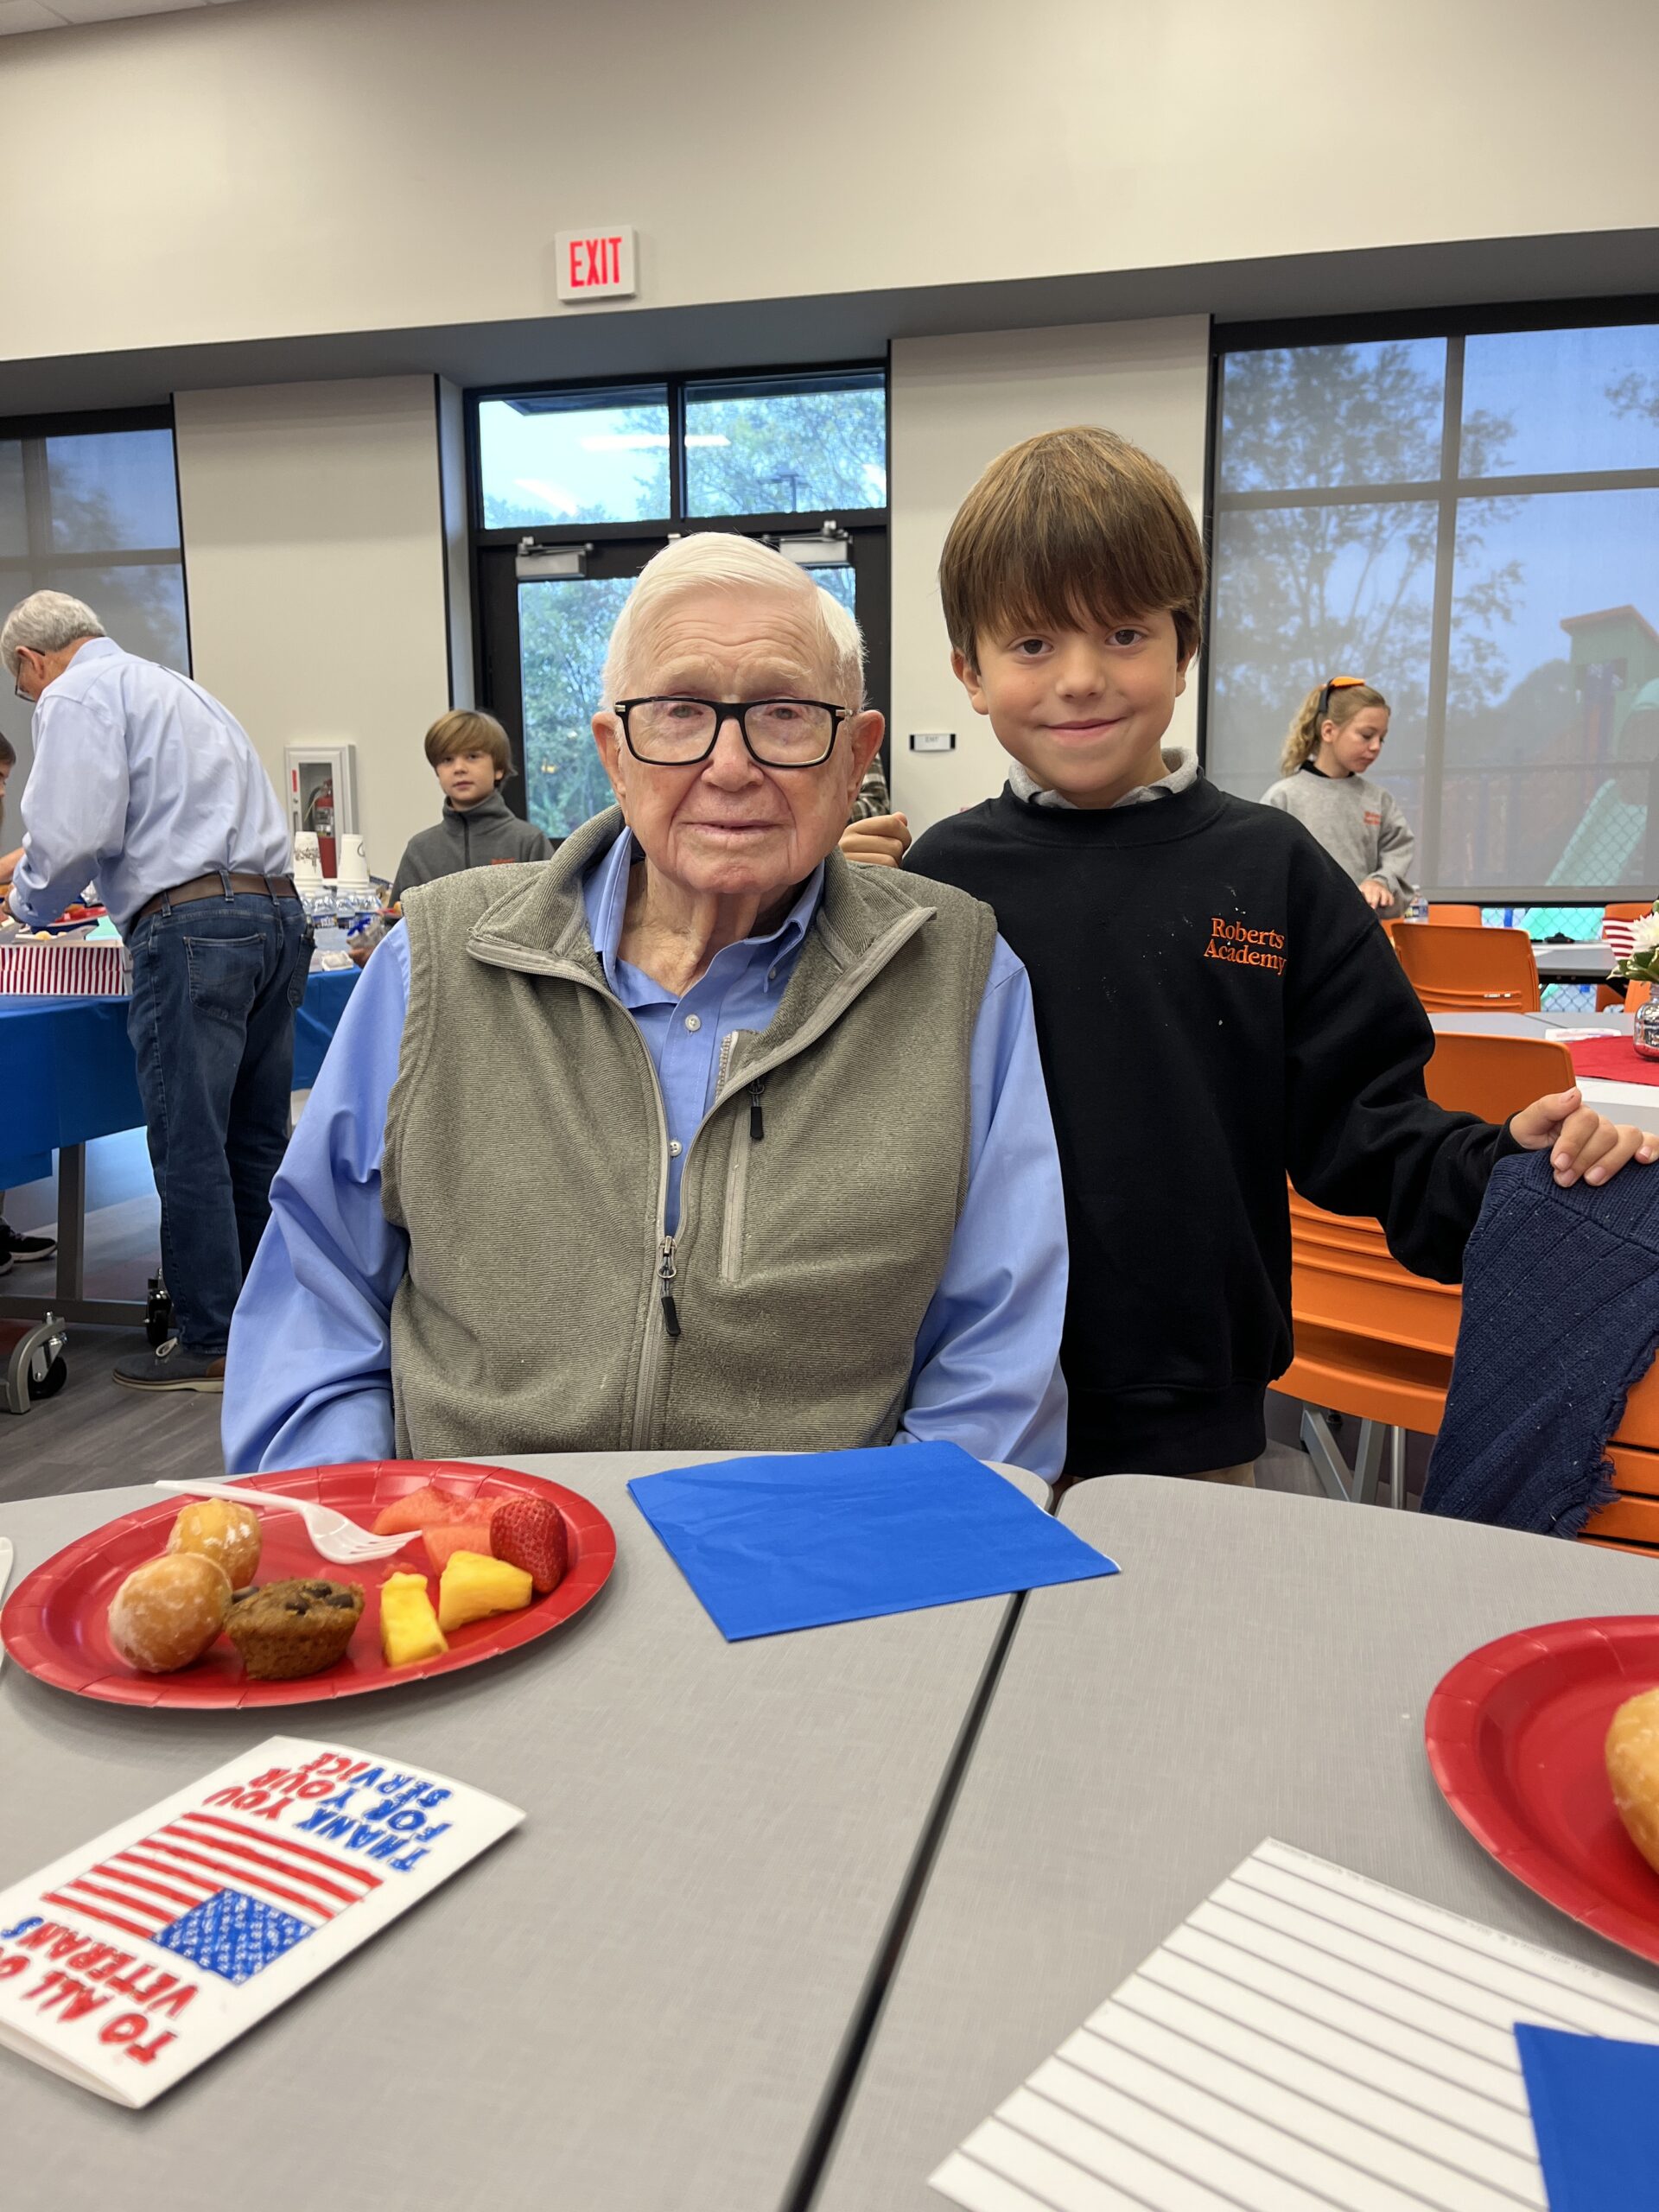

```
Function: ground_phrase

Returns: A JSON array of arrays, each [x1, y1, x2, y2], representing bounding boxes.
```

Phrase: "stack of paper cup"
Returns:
[[292, 833, 324, 887], [333, 832, 372, 887]]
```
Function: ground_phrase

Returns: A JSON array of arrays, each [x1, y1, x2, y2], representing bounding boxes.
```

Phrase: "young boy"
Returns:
[[905, 426, 1655, 1484], [390, 709, 551, 902]]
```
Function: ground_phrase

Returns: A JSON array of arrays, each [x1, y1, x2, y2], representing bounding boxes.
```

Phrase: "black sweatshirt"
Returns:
[[906, 776, 1517, 1477]]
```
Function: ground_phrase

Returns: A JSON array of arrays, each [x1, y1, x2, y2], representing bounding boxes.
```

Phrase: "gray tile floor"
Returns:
[[2, 1127, 225, 1505]]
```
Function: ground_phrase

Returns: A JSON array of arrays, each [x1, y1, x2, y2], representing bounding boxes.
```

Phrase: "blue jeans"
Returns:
[[126, 888, 309, 1355]]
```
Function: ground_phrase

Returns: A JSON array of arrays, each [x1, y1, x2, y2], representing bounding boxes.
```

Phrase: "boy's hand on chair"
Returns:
[[1509, 1089, 1657, 1186], [840, 813, 912, 868]]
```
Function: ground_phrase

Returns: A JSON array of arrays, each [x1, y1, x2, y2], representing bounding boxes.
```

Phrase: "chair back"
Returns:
[[1425, 1033, 1573, 1123], [1280, 1187, 1460, 1436], [1392, 921, 1541, 1014], [1427, 904, 1483, 926], [1581, 1358, 1659, 1556]]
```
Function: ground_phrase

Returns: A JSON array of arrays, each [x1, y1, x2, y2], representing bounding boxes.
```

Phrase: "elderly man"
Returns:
[[3, 591, 304, 1392], [225, 535, 1068, 1473]]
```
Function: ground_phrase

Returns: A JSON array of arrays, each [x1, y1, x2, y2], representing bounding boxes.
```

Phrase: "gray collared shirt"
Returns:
[[1007, 744, 1199, 810]]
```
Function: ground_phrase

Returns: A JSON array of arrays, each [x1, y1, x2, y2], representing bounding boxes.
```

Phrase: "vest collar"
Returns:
[[465, 804, 938, 988]]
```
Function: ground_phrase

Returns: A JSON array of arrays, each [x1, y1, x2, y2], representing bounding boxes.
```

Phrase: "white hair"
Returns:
[[1, 590, 105, 681], [600, 533, 864, 710]]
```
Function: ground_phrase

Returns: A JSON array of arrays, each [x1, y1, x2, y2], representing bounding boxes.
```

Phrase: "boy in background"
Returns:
[[391, 710, 550, 903], [905, 427, 1654, 1484]]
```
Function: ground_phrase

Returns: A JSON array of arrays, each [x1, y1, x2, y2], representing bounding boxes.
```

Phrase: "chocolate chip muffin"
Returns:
[[224, 1579, 365, 1680]]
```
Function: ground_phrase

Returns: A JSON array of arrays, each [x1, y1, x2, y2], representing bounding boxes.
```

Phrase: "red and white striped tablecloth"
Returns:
[[0, 938, 126, 995]]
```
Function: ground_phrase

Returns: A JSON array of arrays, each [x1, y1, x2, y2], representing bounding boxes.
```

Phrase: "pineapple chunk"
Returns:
[[379, 1571, 448, 1667], [437, 1550, 534, 1631]]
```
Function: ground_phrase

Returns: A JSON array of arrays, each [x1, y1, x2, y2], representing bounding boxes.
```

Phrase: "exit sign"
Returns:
[[556, 226, 637, 302]]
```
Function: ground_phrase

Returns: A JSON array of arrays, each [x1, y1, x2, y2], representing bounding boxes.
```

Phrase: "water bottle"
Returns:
[[1405, 894, 1430, 924]]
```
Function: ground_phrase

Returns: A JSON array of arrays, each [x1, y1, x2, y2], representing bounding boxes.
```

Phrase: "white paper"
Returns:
[[0, 1736, 523, 2107], [930, 1838, 1659, 2212]]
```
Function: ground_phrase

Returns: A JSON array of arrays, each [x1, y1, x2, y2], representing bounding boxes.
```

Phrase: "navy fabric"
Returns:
[[1421, 1150, 1659, 1534], [125, 891, 308, 1354]]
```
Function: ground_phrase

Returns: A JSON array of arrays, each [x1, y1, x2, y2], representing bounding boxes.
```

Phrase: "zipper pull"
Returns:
[[658, 1236, 682, 1339], [749, 1078, 766, 1142]]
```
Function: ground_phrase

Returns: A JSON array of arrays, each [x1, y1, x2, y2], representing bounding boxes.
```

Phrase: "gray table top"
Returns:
[[0, 1453, 1041, 2212], [815, 1478, 1659, 2212], [1531, 940, 1613, 978], [1427, 1007, 1630, 1038]]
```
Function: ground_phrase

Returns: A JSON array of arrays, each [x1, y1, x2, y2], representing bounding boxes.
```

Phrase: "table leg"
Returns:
[[56, 1142, 87, 1302]]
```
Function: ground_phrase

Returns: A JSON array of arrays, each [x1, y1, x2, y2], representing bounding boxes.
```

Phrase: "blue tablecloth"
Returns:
[[0, 967, 358, 1191]]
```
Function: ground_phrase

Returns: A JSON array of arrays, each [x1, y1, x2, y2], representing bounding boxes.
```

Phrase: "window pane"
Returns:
[[684, 373, 886, 517], [0, 441, 27, 559], [48, 430, 181, 551], [1440, 488, 1659, 891], [1461, 324, 1659, 479], [804, 562, 856, 618], [1217, 340, 1446, 493], [52, 563, 189, 674], [479, 388, 671, 528], [518, 575, 635, 839], [1205, 499, 1435, 817]]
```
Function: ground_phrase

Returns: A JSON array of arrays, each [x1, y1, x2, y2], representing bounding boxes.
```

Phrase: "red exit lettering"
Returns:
[[567, 235, 621, 289]]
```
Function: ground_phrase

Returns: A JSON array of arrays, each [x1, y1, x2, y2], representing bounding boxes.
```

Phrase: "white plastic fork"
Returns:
[[154, 1479, 421, 1567]]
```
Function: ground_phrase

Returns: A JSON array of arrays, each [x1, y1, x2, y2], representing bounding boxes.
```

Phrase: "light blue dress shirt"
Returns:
[[8, 638, 289, 934], [223, 827, 1071, 1476]]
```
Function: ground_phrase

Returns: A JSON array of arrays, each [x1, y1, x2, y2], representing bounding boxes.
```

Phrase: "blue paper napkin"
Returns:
[[627, 1442, 1117, 1640], [1516, 2023, 1659, 2211]]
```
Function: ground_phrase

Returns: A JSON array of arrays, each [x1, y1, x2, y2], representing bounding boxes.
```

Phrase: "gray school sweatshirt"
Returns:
[[1259, 762, 1416, 914], [391, 789, 553, 903]]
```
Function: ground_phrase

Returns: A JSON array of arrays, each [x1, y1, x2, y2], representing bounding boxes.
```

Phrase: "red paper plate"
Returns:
[[0, 1462, 615, 1709], [1426, 1617, 1659, 1966]]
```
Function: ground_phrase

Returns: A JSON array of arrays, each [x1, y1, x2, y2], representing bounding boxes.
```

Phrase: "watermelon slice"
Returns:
[[374, 1483, 481, 1535], [422, 1521, 495, 1575]]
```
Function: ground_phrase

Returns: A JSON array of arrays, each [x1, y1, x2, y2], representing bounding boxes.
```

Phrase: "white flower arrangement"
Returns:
[[1614, 899, 1659, 985]]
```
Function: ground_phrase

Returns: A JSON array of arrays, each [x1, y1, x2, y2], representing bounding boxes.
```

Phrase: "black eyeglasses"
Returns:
[[613, 696, 853, 768]]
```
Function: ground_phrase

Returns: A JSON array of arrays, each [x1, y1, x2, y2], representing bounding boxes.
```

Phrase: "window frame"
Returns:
[[1203, 297, 1659, 904], [466, 361, 892, 835], [0, 402, 189, 594]]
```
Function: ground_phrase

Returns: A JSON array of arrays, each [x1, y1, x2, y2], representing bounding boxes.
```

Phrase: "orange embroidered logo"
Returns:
[[1205, 915, 1286, 976], [1363, 810, 1382, 826]]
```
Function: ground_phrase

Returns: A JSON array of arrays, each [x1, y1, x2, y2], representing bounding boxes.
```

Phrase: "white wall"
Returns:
[[0, 0, 1655, 364], [174, 378, 456, 880], [888, 318, 1211, 834]]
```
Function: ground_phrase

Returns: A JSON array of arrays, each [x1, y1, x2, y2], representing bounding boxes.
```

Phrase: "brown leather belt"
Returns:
[[135, 872, 299, 925]]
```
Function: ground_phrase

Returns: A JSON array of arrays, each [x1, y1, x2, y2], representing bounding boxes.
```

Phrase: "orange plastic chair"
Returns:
[[1392, 922, 1541, 1014], [1597, 903, 1651, 1010], [1581, 1360, 1659, 1556], [1275, 1194, 1462, 1505], [1427, 905, 1483, 926], [1425, 1033, 1573, 1122]]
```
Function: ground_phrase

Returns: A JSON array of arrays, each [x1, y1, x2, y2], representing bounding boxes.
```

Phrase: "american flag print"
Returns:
[[41, 1812, 382, 1986]]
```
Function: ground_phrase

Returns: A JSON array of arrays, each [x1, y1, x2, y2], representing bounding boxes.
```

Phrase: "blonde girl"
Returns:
[[1261, 676, 1416, 915]]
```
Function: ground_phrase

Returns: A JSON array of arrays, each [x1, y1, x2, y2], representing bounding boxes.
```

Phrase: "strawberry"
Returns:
[[490, 1497, 567, 1595]]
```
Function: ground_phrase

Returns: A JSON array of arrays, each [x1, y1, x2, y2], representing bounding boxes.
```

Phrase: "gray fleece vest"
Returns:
[[382, 809, 996, 1459]]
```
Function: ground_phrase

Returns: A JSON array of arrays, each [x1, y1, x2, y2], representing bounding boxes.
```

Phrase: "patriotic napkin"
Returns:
[[0, 1737, 522, 2105]]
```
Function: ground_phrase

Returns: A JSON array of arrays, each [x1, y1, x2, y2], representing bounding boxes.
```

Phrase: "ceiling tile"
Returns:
[[0, 2, 71, 33], [48, 1, 206, 22]]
